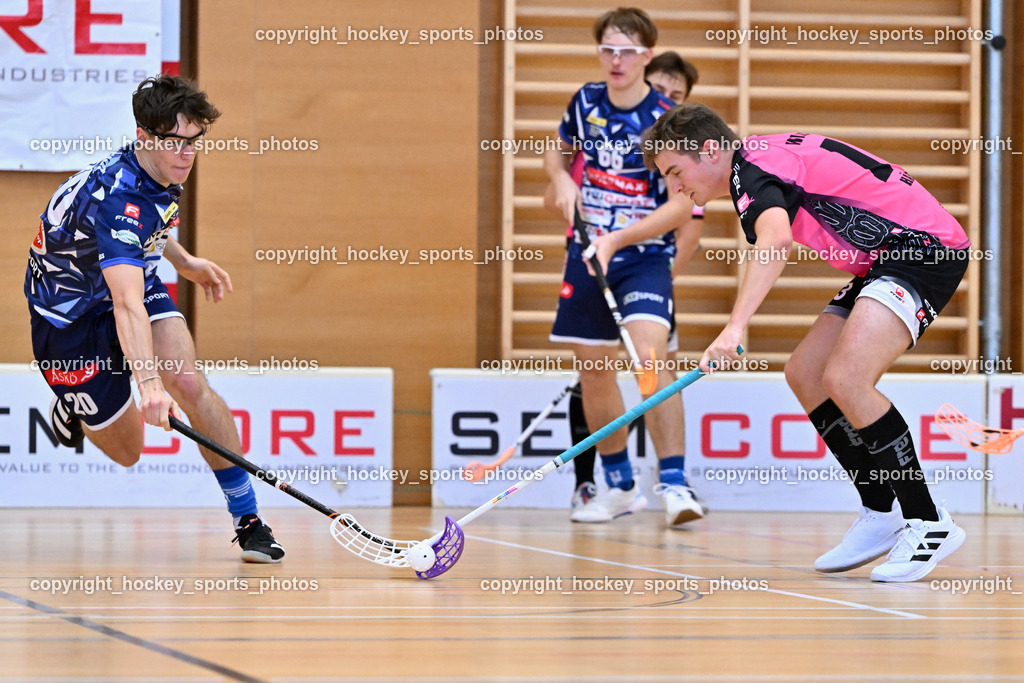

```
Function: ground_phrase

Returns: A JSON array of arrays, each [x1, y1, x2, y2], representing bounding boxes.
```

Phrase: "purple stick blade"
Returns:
[[415, 516, 465, 580]]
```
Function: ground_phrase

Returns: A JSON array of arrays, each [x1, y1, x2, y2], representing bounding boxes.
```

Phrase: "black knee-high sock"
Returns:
[[858, 403, 938, 522], [569, 386, 596, 487], [809, 399, 896, 513]]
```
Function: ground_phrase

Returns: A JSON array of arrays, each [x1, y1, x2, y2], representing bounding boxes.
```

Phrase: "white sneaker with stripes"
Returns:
[[869, 507, 966, 583]]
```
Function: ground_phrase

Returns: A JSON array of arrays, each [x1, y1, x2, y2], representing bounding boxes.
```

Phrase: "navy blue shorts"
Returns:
[[31, 279, 184, 428], [551, 241, 675, 346]]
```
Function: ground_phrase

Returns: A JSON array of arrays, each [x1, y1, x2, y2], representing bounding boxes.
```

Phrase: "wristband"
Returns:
[[138, 375, 161, 385]]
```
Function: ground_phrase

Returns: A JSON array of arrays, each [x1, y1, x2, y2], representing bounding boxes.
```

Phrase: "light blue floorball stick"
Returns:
[[411, 351, 741, 579]]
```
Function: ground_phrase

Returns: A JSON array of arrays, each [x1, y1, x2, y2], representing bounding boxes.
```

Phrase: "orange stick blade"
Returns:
[[637, 348, 658, 395]]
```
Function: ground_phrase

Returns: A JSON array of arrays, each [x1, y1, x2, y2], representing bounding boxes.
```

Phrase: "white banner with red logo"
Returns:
[[431, 370, 989, 514], [0, 365, 393, 507], [0, 0, 163, 171], [986, 376, 1024, 512]]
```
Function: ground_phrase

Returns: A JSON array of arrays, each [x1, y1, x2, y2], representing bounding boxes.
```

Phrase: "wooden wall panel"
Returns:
[[195, 1, 482, 503], [503, 0, 983, 370], [0, 172, 67, 364]]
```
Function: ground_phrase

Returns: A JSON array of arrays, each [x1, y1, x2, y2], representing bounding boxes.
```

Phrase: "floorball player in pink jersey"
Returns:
[[632, 102, 971, 583]]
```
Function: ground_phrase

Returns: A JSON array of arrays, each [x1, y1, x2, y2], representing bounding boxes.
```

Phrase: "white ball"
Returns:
[[407, 542, 436, 572]]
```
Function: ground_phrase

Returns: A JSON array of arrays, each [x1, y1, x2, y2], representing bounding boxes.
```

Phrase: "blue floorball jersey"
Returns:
[[559, 82, 676, 258], [25, 145, 181, 329]]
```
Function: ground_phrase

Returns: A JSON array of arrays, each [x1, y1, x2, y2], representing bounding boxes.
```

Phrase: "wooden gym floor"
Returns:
[[1, 507, 1022, 682]]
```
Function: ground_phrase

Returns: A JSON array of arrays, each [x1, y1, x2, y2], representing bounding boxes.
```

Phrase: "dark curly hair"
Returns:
[[132, 75, 220, 134]]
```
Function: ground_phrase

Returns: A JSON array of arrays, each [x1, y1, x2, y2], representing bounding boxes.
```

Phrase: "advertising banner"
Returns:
[[0, 365, 393, 507], [431, 370, 987, 513]]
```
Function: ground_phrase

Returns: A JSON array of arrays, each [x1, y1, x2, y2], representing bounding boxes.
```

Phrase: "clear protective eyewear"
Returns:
[[139, 124, 205, 153], [597, 44, 649, 60]]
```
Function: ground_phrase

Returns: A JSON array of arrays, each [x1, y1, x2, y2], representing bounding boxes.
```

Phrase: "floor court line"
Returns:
[[37, 604, 941, 611], [0, 680, 220, 683], [268, 677, 1024, 683], [462, 534, 927, 619], [2, 613, 1021, 622], [0, 590, 265, 683], [7, 633, 1023, 644]]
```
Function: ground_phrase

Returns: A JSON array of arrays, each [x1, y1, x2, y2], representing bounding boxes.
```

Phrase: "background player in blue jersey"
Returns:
[[544, 49, 704, 520], [647, 51, 699, 111], [543, 8, 703, 526], [26, 76, 284, 563]]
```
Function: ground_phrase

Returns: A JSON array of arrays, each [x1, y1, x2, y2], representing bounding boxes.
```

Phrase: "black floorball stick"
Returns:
[[168, 415, 464, 578], [574, 209, 658, 394]]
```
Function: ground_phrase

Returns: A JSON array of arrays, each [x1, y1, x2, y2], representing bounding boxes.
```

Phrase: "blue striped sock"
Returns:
[[658, 456, 688, 486], [600, 449, 634, 490], [213, 466, 258, 521]]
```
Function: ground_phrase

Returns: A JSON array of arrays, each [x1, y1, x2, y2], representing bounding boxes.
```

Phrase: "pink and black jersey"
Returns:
[[730, 134, 970, 276]]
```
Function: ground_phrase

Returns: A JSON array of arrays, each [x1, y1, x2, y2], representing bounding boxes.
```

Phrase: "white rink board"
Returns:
[[431, 370, 987, 513], [0, 365, 393, 508]]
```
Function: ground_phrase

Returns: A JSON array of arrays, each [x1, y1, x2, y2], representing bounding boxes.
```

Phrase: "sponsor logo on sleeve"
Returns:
[[110, 228, 142, 248], [114, 214, 140, 229], [737, 192, 754, 214], [31, 219, 46, 254]]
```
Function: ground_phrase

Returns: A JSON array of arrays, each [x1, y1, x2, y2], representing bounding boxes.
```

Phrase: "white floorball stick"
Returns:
[[464, 376, 580, 482]]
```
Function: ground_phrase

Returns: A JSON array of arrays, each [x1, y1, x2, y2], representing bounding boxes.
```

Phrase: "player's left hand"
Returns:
[[583, 233, 619, 277], [177, 257, 233, 302], [700, 326, 744, 373]]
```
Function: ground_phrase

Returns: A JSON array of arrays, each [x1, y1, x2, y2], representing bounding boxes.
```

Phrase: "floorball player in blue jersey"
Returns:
[[25, 76, 284, 563], [543, 8, 704, 526], [546, 49, 704, 524]]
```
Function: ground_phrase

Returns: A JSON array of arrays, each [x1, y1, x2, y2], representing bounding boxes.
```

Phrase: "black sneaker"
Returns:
[[49, 396, 83, 448], [232, 514, 285, 563]]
